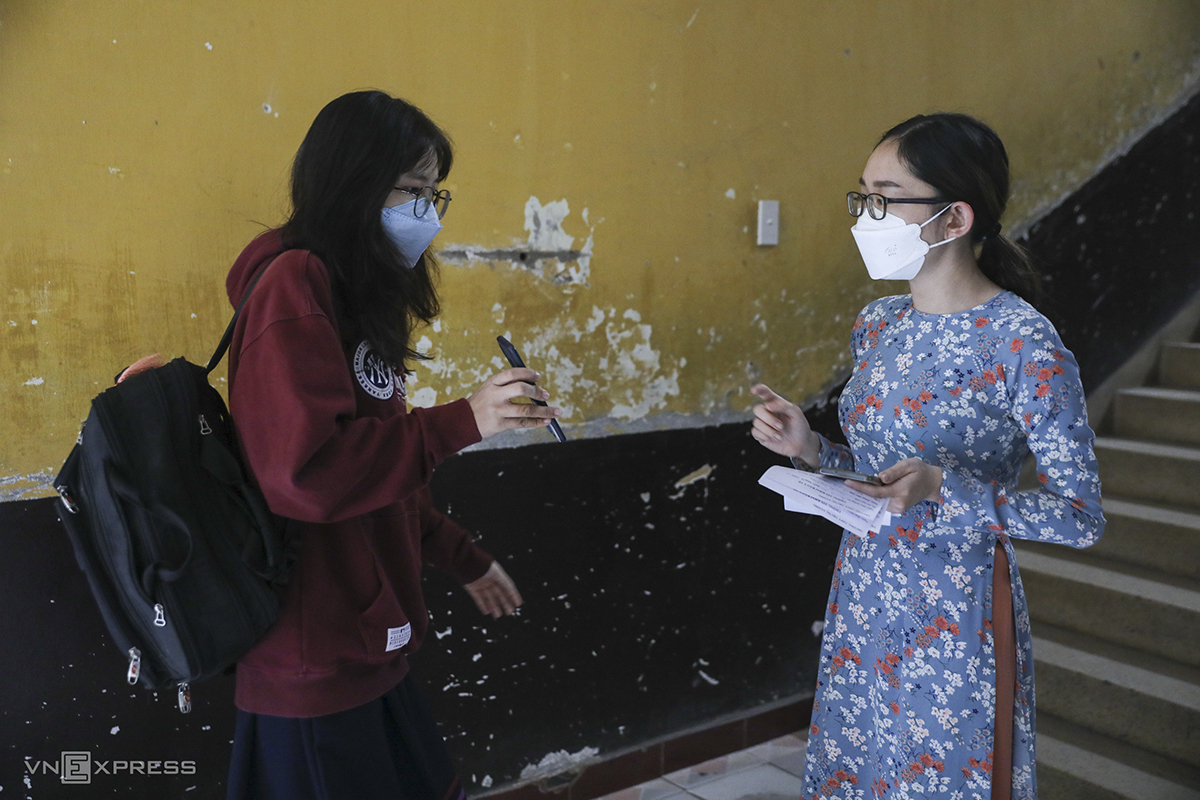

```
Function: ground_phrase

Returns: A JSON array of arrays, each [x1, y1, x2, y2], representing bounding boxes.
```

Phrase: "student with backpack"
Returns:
[[222, 90, 561, 800]]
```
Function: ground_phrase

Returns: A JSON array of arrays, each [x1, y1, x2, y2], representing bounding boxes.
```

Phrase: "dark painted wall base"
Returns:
[[0, 499, 239, 797], [416, 415, 845, 788], [0, 408, 844, 797]]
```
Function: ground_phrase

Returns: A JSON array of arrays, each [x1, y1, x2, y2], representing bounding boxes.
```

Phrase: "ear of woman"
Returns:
[[941, 201, 975, 242]]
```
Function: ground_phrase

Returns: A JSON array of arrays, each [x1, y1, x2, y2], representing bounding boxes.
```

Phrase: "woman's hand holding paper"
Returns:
[[845, 457, 943, 514]]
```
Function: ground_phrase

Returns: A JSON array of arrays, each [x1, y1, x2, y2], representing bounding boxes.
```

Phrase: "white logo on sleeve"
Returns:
[[386, 623, 412, 652], [353, 341, 394, 400]]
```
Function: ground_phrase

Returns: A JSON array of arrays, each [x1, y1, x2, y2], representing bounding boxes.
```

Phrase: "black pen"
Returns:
[[496, 336, 567, 443]]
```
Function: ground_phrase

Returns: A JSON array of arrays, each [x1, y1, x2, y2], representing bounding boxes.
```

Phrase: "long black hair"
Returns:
[[879, 113, 1042, 306], [281, 90, 453, 371]]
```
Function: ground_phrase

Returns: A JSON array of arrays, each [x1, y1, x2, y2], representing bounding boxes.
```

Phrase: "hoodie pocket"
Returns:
[[355, 568, 412, 662], [356, 509, 419, 662], [357, 579, 411, 663]]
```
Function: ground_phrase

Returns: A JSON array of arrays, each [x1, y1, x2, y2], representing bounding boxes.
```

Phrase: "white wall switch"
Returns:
[[757, 200, 779, 246]]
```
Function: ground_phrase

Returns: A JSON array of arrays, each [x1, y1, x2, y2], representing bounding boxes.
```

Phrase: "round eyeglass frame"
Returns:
[[396, 186, 452, 220], [847, 191, 948, 221]]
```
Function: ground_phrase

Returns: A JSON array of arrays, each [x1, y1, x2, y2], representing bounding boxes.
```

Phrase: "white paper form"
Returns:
[[759, 466, 891, 538]]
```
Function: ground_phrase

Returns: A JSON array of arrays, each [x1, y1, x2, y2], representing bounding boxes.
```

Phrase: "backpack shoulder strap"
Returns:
[[204, 255, 281, 375]]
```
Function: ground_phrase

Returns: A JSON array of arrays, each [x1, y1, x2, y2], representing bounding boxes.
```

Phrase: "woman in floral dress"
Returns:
[[751, 113, 1104, 799]]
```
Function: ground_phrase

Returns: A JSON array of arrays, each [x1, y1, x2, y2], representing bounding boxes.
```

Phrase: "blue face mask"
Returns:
[[381, 200, 443, 268]]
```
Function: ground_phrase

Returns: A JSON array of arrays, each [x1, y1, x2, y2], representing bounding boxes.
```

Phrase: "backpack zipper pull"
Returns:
[[199, 414, 212, 435], [177, 682, 191, 714], [153, 603, 166, 627], [126, 647, 141, 685], [56, 485, 79, 514]]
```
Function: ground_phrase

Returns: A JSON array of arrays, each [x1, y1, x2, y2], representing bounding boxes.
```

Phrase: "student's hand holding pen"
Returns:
[[750, 384, 821, 468], [468, 368, 562, 438]]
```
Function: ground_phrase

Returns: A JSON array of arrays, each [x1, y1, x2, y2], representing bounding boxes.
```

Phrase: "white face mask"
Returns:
[[850, 203, 955, 281], [381, 200, 443, 268]]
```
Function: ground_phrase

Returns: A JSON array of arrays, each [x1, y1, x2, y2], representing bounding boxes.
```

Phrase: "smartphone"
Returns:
[[819, 466, 884, 486], [496, 336, 567, 443]]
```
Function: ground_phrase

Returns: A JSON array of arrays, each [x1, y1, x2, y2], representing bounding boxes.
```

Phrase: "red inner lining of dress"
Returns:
[[992, 543, 1016, 800]]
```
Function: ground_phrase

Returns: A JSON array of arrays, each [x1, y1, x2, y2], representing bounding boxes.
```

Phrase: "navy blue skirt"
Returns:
[[226, 675, 465, 800]]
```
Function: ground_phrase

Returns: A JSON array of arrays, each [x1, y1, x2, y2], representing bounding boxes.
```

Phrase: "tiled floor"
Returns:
[[598, 734, 807, 800]]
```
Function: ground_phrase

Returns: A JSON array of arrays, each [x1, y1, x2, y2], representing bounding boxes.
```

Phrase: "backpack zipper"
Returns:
[[56, 485, 79, 514], [145, 365, 201, 679], [127, 648, 141, 685], [177, 682, 191, 713]]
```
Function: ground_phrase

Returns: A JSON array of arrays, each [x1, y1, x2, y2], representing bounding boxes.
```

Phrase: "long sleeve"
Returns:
[[934, 320, 1105, 548], [816, 434, 856, 471], [228, 254, 481, 524], [417, 486, 493, 584], [813, 309, 872, 473]]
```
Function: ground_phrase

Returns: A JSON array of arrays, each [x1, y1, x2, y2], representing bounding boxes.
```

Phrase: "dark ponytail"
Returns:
[[978, 234, 1040, 306], [879, 113, 1042, 307]]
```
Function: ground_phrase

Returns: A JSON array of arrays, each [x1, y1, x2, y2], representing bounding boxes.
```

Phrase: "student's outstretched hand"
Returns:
[[468, 368, 563, 439], [750, 384, 821, 467], [464, 562, 523, 619], [845, 457, 943, 514]]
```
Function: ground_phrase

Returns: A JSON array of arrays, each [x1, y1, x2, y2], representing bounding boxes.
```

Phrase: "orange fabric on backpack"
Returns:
[[116, 354, 166, 384]]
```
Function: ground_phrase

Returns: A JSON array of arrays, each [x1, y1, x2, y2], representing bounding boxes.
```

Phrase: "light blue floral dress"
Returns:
[[804, 291, 1104, 799]]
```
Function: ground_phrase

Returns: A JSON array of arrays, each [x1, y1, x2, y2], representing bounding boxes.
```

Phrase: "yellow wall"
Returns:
[[3, 1, 1199, 497]]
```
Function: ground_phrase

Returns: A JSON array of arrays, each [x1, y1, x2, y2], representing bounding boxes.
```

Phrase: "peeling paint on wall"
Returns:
[[411, 195, 695, 441], [411, 302, 683, 441], [439, 197, 594, 288], [0, 472, 56, 503]]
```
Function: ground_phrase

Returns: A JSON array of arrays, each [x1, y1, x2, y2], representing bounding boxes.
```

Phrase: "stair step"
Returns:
[[1038, 713, 1200, 800], [1093, 437, 1200, 510], [1032, 632, 1200, 768], [1114, 386, 1200, 446], [1161, 342, 1200, 390], [1016, 547, 1200, 667], [1094, 497, 1200, 581]]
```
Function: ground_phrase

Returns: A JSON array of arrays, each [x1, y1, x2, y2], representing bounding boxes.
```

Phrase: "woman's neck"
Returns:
[[908, 246, 1002, 314]]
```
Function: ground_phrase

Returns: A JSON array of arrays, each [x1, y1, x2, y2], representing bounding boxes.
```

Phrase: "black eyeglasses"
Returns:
[[396, 186, 452, 219], [847, 191, 948, 221]]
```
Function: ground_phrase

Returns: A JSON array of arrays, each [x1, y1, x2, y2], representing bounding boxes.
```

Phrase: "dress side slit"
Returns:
[[992, 543, 1016, 800]]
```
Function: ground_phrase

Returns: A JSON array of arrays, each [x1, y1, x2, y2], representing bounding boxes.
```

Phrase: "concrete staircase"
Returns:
[[1015, 338, 1200, 797]]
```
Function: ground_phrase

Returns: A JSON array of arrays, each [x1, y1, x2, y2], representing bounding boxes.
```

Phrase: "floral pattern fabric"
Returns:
[[802, 291, 1104, 799]]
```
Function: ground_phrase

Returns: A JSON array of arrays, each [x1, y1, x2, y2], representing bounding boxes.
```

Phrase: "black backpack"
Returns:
[[53, 265, 289, 713]]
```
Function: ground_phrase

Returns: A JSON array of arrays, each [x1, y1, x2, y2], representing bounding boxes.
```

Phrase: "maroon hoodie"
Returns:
[[225, 229, 490, 718]]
